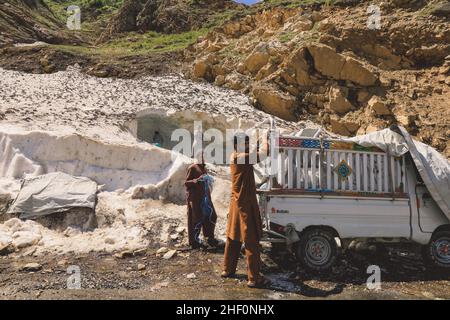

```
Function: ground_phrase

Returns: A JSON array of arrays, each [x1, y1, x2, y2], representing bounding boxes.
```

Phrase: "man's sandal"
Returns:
[[247, 276, 271, 288]]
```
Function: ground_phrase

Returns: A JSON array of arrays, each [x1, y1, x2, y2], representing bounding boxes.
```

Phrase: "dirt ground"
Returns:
[[1, 243, 449, 300], [0, 45, 183, 78]]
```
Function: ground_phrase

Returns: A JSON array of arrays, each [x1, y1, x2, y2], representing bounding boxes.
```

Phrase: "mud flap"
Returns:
[[285, 223, 300, 252]]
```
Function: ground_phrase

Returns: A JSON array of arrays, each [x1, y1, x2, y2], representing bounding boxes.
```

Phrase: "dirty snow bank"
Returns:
[[0, 217, 147, 255], [0, 127, 231, 255], [0, 185, 229, 255], [0, 128, 190, 200]]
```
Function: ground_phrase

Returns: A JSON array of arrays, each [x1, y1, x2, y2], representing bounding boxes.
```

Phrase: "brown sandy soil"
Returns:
[[1, 244, 449, 300]]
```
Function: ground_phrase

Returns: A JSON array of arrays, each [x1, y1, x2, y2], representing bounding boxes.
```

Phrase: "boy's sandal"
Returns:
[[221, 271, 236, 278]]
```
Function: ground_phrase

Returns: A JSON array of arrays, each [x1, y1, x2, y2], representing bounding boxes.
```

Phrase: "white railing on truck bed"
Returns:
[[269, 136, 407, 198]]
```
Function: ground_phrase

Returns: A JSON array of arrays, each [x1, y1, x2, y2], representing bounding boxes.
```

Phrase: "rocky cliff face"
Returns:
[[186, 0, 450, 156]]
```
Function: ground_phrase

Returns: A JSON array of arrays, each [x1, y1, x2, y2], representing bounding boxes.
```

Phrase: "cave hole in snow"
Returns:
[[133, 110, 255, 165]]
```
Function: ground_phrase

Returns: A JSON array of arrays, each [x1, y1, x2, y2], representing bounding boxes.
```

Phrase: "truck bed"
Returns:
[[259, 192, 411, 240]]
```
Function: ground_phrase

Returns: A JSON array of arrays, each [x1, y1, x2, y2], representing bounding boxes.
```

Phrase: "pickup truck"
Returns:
[[257, 126, 450, 271]]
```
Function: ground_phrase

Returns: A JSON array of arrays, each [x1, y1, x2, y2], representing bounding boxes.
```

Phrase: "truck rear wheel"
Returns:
[[296, 229, 338, 272], [422, 230, 450, 270]]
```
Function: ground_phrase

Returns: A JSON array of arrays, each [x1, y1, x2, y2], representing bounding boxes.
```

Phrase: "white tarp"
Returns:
[[8, 172, 97, 219], [347, 128, 409, 157], [347, 126, 450, 220], [398, 126, 450, 220]]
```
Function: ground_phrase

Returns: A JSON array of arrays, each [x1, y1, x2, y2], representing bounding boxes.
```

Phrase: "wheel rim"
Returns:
[[432, 237, 450, 265], [305, 236, 331, 266]]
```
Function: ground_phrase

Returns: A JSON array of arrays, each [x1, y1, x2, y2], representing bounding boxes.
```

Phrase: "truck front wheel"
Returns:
[[296, 229, 338, 272], [422, 230, 450, 270]]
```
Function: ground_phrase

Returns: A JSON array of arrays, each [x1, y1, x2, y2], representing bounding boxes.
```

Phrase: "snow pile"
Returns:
[[0, 217, 148, 255], [0, 123, 235, 256], [0, 128, 193, 254], [0, 128, 191, 202], [0, 127, 218, 255], [0, 186, 230, 255]]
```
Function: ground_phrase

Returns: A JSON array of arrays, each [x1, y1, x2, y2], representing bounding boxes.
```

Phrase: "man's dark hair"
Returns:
[[233, 134, 250, 151]]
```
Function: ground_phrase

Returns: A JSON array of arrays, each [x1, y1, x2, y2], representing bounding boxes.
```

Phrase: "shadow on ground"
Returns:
[[260, 243, 450, 298]]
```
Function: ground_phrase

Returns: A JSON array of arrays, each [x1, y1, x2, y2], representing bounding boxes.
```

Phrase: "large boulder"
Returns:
[[308, 44, 345, 80], [222, 21, 243, 37], [282, 47, 313, 86], [214, 75, 226, 86], [290, 17, 314, 32], [361, 44, 402, 70], [340, 57, 378, 86], [224, 73, 246, 90], [307, 44, 377, 86], [328, 86, 354, 114], [222, 15, 255, 37], [357, 90, 370, 103], [245, 52, 269, 74], [255, 63, 277, 81], [192, 59, 210, 79], [330, 116, 360, 136], [252, 85, 297, 121], [244, 43, 270, 74], [368, 96, 391, 116], [395, 112, 416, 128]]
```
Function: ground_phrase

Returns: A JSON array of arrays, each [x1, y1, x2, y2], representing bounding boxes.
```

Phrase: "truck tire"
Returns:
[[296, 229, 338, 272], [422, 230, 450, 270]]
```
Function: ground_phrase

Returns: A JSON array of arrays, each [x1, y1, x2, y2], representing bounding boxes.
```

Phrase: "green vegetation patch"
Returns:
[[52, 28, 207, 57], [261, 0, 335, 9], [108, 29, 209, 54], [279, 31, 296, 43], [44, 0, 123, 23]]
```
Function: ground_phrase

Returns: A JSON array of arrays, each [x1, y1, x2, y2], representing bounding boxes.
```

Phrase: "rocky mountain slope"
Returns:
[[0, 0, 448, 156], [186, 0, 450, 156], [97, 0, 244, 43], [0, 0, 81, 45]]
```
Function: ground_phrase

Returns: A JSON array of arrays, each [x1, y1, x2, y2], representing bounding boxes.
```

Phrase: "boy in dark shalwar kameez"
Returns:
[[185, 151, 222, 250]]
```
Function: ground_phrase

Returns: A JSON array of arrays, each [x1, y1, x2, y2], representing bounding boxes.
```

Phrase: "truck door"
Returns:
[[415, 184, 445, 233]]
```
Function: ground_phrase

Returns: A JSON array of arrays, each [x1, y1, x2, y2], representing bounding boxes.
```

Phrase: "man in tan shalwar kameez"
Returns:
[[222, 133, 270, 288]]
